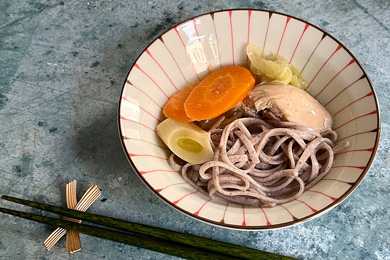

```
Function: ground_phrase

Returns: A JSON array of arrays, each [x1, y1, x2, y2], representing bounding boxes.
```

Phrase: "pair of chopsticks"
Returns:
[[0, 195, 296, 260]]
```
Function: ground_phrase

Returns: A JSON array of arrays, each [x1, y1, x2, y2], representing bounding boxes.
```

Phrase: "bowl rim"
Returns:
[[117, 8, 381, 230]]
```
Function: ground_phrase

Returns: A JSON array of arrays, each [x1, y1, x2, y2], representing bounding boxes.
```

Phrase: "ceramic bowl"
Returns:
[[118, 9, 380, 230]]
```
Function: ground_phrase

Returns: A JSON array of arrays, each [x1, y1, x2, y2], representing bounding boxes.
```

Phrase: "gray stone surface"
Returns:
[[0, 0, 389, 259]]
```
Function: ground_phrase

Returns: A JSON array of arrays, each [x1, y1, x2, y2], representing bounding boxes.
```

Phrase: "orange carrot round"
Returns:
[[163, 84, 195, 122], [184, 66, 255, 120]]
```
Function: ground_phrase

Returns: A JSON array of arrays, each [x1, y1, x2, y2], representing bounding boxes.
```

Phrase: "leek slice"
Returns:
[[156, 118, 214, 164]]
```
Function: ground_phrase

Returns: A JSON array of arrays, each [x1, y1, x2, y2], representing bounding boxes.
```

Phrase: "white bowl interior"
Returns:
[[119, 10, 380, 229]]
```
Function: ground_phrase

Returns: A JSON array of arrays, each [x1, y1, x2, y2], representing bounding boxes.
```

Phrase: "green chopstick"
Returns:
[[0, 207, 239, 260], [1, 195, 297, 260]]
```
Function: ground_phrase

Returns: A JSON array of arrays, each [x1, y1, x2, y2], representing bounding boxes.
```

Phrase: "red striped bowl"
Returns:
[[118, 9, 380, 230]]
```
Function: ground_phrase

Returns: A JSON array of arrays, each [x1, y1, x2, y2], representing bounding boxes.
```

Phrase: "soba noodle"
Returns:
[[169, 117, 349, 207]]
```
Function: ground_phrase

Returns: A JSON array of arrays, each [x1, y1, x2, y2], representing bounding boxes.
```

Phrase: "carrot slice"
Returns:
[[163, 84, 195, 122], [184, 66, 255, 120]]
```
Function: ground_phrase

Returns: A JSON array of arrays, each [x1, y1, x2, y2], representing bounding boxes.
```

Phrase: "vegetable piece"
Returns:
[[246, 44, 308, 89], [163, 84, 195, 122], [197, 108, 242, 131], [156, 118, 214, 164], [184, 66, 255, 121]]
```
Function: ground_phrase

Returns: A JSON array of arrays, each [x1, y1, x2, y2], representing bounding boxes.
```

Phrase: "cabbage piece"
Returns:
[[246, 44, 307, 89]]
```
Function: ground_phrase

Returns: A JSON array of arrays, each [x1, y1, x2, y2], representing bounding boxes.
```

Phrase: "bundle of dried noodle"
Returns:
[[43, 180, 101, 253]]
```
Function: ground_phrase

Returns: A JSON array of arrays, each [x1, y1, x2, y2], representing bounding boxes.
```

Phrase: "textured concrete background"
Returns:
[[0, 0, 389, 259]]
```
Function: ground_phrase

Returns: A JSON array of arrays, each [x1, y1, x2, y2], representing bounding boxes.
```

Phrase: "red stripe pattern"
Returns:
[[192, 19, 201, 42], [128, 153, 167, 160], [307, 190, 337, 201], [122, 96, 161, 122], [259, 206, 271, 226], [315, 59, 356, 98], [134, 64, 169, 99], [296, 199, 317, 213], [335, 148, 374, 155], [334, 110, 378, 130], [242, 205, 246, 226], [289, 23, 309, 63], [332, 165, 366, 170], [245, 10, 252, 64], [122, 136, 167, 149], [120, 116, 155, 132], [126, 80, 162, 109], [337, 129, 378, 142], [247, 10, 252, 45], [228, 11, 235, 65], [173, 190, 199, 205], [174, 26, 200, 81], [277, 17, 291, 55], [307, 44, 342, 89], [145, 49, 178, 91], [139, 169, 177, 175], [323, 77, 364, 107], [194, 198, 212, 216], [333, 91, 373, 116]]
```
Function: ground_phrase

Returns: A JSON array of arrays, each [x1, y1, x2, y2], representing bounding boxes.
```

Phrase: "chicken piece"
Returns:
[[247, 84, 333, 132]]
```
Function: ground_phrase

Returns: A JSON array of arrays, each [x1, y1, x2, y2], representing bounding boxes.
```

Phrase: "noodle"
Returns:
[[169, 117, 349, 207]]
